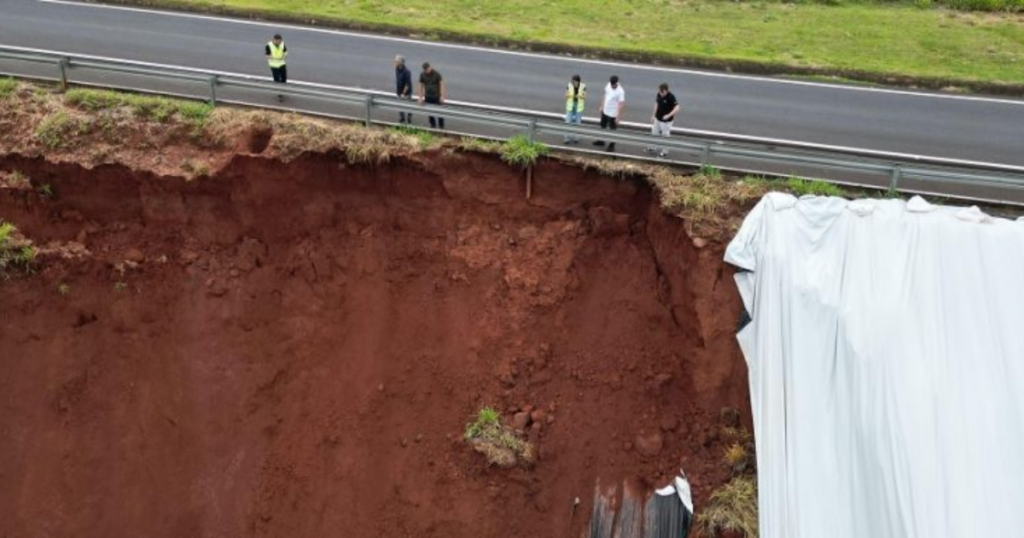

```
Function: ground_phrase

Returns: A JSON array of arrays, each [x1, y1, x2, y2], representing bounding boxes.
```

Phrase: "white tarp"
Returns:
[[724, 193, 1024, 538]]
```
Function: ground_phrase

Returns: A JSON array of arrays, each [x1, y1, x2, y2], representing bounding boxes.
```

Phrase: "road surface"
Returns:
[[1, 0, 1023, 169]]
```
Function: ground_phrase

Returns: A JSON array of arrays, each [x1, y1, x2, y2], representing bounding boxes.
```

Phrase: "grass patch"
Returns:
[[785, 177, 846, 197], [700, 164, 722, 178], [0, 77, 17, 98], [1, 170, 31, 190], [181, 159, 211, 180], [659, 172, 728, 222], [35, 111, 89, 150], [648, 168, 780, 237], [65, 88, 213, 126], [463, 407, 536, 468], [161, 0, 1024, 85], [723, 442, 756, 474], [0, 221, 37, 278], [457, 136, 502, 154], [265, 116, 419, 163], [464, 406, 500, 439], [386, 124, 436, 147], [699, 476, 759, 538], [939, 0, 1024, 9], [500, 135, 549, 168]]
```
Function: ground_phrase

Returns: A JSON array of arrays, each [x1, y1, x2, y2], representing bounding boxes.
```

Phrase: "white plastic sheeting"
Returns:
[[655, 472, 694, 515], [725, 193, 1024, 538]]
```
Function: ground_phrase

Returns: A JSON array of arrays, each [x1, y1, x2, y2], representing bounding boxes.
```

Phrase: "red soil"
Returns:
[[0, 151, 749, 538]]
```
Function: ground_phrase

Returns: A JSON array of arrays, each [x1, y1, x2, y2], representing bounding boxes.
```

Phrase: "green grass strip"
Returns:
[[155, 0, 1024, 85]]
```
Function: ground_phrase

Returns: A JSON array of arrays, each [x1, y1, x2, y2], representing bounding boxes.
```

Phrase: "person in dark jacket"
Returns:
[[394, 55, 413, 125]]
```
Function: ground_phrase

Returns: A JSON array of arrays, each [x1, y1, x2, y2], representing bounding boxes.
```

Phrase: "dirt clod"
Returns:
[[635, 431, 665, 458], [124, 248, 145, 264], [720, 407, 741, 428], [512, 411, 531, 431]]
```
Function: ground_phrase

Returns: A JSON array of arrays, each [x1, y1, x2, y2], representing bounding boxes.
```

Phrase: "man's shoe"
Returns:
[[658, 150, 669, 158], [277, 94, 284, 103], [592, 140, 606, 147]]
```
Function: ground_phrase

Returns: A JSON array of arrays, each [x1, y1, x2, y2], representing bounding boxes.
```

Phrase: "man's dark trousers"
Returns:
[[425, 96, 445, 129], [271, 65, 287, 83]]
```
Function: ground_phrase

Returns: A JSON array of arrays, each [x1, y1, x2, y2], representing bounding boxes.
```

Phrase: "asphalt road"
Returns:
[[1, 0, 1023, 169]]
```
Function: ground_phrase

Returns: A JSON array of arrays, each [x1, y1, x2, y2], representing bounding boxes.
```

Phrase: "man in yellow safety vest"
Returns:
[[564, 74, 586, 145], [265, 34, 288, 102]]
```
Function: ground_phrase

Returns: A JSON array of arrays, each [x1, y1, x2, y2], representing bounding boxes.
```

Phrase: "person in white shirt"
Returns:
[[593, 75, 625, 152]]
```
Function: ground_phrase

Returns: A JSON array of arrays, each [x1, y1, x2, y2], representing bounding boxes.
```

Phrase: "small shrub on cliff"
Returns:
[[724, 443, 754, 474], [175, 101, 213, 126], [0, 222, 14, 247], [785, 176, 844, 197], [464, 407, 536, 468], [1, 170, 30, 189], [0, 222, 36, 278], [0, 77, 17, 98], [181, 159, 211, 180], [698, 475, 758, 538], [700, 164, 722, 178], [501, 135, 548, 169], [721, 426, 756, 475], [65, 88, 123, 111], [35, 111, 89, 149], [464, 406, 500, 439]]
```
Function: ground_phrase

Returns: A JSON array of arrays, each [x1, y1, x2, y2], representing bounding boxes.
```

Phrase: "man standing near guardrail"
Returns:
[[645, 82, 680, 158], [594, 75, 625, 153], [418, 62, 446, 130], [265, 33, 287, 102], [394, 55, 413, 124], [564, 74, 586, 145]]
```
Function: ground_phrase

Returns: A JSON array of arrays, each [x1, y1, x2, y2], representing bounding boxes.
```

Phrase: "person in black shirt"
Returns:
[[418, 62, 446, 130], [645, 82, 680, 158], [394, 55, 413, 124]]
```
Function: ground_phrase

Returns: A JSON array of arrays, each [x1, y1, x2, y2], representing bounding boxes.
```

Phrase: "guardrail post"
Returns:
[[888, 164, 903, 195], [700, 144, 711, 167], [364, 95, 374, 127], [527, 118, 537, 142], [57, 58, 69, 91], [207, 75, 217, 105]]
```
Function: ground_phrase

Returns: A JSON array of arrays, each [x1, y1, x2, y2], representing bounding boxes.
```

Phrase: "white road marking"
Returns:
[[31, 0, 1024, 107], [3, 43, 1024, 172]]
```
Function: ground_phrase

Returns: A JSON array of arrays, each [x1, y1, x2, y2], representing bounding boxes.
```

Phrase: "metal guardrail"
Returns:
[[3, 45, 1024, 205]]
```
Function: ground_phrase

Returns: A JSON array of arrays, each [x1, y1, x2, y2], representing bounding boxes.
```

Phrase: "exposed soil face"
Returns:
[[0, 151, 748, 538]]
